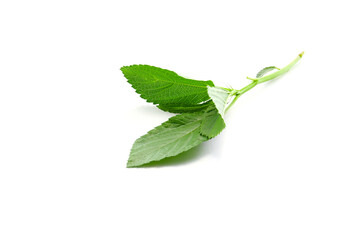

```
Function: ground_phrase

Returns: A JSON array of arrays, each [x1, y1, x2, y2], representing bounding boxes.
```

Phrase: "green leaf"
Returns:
[[256, 66, 280, 78], [127, 111, 209, 167], [200, 104, 226, 138], [121, 65, 214, 107], [127, 102, 228, 167], [198, 87, 231, 138]]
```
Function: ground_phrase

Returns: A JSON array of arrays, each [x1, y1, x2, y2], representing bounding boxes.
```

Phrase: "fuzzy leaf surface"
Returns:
[[127, 111, 209, 167], [121, 65, 214, 106]]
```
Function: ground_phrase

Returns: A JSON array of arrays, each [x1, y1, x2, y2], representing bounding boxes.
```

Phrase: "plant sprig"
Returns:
[[121, 52, 303, 167]]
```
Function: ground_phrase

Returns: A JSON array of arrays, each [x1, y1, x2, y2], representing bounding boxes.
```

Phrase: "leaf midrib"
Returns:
[[145, 73, 211, 89]]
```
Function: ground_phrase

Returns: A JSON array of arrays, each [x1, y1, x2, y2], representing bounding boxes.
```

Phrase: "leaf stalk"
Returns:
[[225, 52, 304, 113]]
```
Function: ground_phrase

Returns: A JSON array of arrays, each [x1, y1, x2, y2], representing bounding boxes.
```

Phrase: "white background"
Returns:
[[1, 0, 359, 239]]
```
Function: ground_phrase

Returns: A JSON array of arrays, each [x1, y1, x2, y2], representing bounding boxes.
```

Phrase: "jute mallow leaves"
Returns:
[[121, 52, 303, 167], [121, 65, 214, 113]]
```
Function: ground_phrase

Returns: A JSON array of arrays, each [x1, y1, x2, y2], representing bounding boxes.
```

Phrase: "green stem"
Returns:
[[225, 52, 303, 113], [256, 51, 304, 83], [238, 79, 258, 94], [225, 81, 258, 113]]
